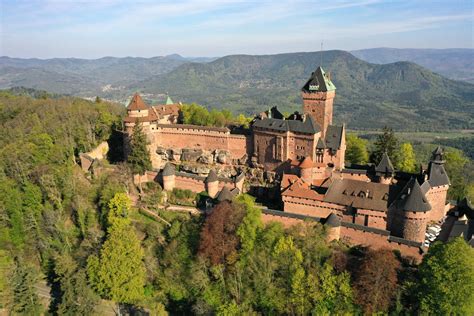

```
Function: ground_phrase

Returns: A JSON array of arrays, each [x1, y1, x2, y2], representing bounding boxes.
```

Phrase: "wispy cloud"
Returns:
[[1, 0, 472, 58]]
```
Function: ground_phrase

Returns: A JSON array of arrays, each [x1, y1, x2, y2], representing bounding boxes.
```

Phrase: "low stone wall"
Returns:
[[175, 175, 206, 193], [261, 209, 422, 261]]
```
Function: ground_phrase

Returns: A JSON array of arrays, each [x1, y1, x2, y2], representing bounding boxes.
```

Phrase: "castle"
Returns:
[[124, 65, 451, 259]]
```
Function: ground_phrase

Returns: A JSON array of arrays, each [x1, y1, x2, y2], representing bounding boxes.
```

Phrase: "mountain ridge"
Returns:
[[351, 47, 474, 82], [1, 50, 473, 131], [130, 50, 473, 130]]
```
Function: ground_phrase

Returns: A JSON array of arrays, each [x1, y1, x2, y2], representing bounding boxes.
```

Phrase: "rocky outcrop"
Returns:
[[181, 148, 204, 162], [198, 151, 214, 164], [180, 164, 211, 176], [215, 149, 230, 164]]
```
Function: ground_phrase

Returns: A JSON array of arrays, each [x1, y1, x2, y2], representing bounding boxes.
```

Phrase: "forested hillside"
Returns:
[[352, 48, 474, 83], [134, 51, 474, 130], [0, 92, 473, 314], [2, 51, 473, 131]]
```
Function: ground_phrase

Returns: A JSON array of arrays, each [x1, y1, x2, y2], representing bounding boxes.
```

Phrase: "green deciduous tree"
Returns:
[[370, 126, 399, 165], [345, 134, 369, 165], [397, 142, 417, 173], [235, 194, 262, 258], [444, 149, 470, 200], [417, 238, 474, 315], [308, 263, 354, 315]]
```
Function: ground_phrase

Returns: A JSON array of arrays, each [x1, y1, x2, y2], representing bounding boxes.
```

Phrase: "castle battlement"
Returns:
[[123, 65, 451, 256]]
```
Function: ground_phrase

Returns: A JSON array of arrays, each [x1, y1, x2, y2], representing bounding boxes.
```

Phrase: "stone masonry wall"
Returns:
[[261, 212, 422, 261], [426, 185, 449, 222]]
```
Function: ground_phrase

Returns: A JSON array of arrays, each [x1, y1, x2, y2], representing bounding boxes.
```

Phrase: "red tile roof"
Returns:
[[127, 93, 148, 111], [281, 174, 300, 190], [299, 156, 313, 169], [281, 177, 324, 200], [152, 103, 180, 117]]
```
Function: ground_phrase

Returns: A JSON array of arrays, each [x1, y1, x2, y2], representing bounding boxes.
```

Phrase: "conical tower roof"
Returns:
[[431, 146, 445, 164], [324, 213, 341, 227], [375, 152, 394, 175], [162, 163, 175, 176], [316, 138, 326, 149], [205, 170, 218, 183], [165, 96, 174, 105], [127, 93, 148, 111], [401, 178, 431, 212], [302, 66, 336, 93], [217, 186, 233, 202]]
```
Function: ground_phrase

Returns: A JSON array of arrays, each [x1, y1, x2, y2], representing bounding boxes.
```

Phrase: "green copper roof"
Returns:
[[165, 96, 174, 105], [302, 66, 336, 92]]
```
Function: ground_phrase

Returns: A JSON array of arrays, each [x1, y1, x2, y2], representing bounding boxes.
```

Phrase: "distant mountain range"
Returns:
[[1, 49, 473, 130], [132, 50, 474, 130], [351, 48, 474, 83]]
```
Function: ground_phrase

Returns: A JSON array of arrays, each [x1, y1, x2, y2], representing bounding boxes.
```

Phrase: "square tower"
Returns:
[[301, 67, 336, 137]]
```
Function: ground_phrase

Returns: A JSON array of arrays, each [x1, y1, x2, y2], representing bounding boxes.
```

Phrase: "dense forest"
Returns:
[[0, 92, 473, 315]]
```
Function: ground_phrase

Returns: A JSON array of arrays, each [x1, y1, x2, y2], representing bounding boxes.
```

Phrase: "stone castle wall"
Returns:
[[144, 125, 251, 169], [302, 90, 335, 137], [261, 210, 422, 261], [426, 185, 449, 222]]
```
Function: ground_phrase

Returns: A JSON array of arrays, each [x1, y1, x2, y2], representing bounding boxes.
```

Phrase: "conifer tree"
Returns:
[[370, 126, 399, 165], [87, 193, 146, 305], [127, 123, 152, 192], [10, 262, 42, 315]]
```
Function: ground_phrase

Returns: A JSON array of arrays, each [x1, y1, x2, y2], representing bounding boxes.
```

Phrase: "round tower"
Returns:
[[400, 178, 431, 242], [124, 93, 150, 133], [299, 156, 314, 184], [162, 163, 176, 192], [205, 170, 219, 198], [324, 213, 341, 242]]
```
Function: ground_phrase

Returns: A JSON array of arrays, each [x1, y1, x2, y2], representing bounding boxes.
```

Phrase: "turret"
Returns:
[[127, 93, 149, 118], [431, 146, 445, 164], [299, 156, 313, 184], [375, 152, 394, 184], [217, 186, 233, 203], [301, 67, 336, 137], [399, 178, 432, 242], [162, 163, 176, 192], [425, 146, 450, 221], [324, 213, 341, 241], [205, 170, 219, 198]]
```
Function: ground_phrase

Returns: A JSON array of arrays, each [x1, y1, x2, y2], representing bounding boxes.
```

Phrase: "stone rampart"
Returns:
[[261, 209, 422, 261]]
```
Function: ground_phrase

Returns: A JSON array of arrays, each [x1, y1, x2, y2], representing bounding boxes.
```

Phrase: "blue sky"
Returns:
[[1, 0, 472, 58]]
